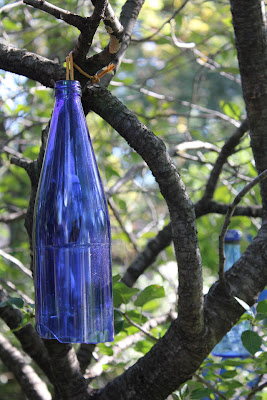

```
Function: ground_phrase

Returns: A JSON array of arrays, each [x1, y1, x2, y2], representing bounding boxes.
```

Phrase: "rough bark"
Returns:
[[44, 341, 91, 400], [0, 334, 51, 400], [0, 286, 55, 384], [84, 86, 204, 338], [230, 0, 267, 214]]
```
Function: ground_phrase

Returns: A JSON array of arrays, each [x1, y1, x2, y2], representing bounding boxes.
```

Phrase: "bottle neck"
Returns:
[[54, 80, 81, 99]]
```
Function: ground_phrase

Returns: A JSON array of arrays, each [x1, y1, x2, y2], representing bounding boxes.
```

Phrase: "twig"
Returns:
[[195, 373, 227, 400], [114, 308, 158, 342], [0, 249, 32, 278], [0, 279, 33, 305], [108, 198, 139, 253], [0, 333, 52, 400], [170, 20, 241, 85], [122, 223, 172, 287], [0, 209, 27, 223], [169, 140, 220, 157], [2, 145, 31, 161], [202, 120, 248, 202], [246, 379, 267, 400], [110, 82, 242, 127], [23, 0, 88, 31], [0, 1, 23, 13], [106, 162, 145, 198], [219, 169, 267, 284], [132, 0, 189, 43]]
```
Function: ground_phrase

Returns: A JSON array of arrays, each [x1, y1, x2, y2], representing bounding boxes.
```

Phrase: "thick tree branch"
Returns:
[[73, 0, 108, 62], [94, 226, 267, 400], [122, 223, 172, 287], [230, 0, 267, 214], [0, 43, 64, 87], [0, 333, 52, 400], [103, 1, 124, 40], [0, 285, 55, 385], [86, 0, 145, 81], [84, 86, 204, 338], [44, 341, 92, 400], [24, 0, 108, 63]]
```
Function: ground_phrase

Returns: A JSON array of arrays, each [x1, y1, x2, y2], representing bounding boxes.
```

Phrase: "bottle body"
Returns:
[[212, 230, 250, 358], [33, 81, 114, 343]]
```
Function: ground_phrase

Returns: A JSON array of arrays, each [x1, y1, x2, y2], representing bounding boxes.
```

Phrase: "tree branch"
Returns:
[[23, 0, 89, 30], [0, 209, 27, 223], [76, 344, 96, 374], [132, 0, 189, 43], [73, 0, 108, 62], [194, 373, 227, 400], [85, 0, 145, 82], [230, 0, 267, 214], [0, 43, 64, 87], [44, 341, 91, 400], [218, 169, 267, 284], [0, 285, 55, 385], [84, 86, 204, 338], [108, 198, 139, 253], [122, 223, 172, 287], [122, 201, 263, 287], [0, 248, 32, 278], [0, 333, 52, 400], [106, 162, 145, 198], [201, 119, 249, 202]]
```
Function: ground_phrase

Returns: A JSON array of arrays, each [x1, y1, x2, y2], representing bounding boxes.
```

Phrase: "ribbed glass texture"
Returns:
[[212, 230, 250, 358], [33, 80, 114, 344]]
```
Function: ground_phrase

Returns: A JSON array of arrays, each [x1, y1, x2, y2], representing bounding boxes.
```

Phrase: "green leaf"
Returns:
[[9, 298, 24, 308], [221, 370, 238, 379], [220, 100, 241, 120], [98, 343, 113, 356], [134, 285, 165, 307], [112, 274, 121, 284], [190, 388, 213, 399], [114, 310, 124, 335], [134, 339, 154, 354], [113, 281, 139, 307], [241, 330, 262, 355], [257, 300, 267, 314], [0, 297, 24, 309]]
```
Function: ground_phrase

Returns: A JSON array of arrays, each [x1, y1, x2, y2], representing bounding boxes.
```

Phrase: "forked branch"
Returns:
[[219, 169, 267, 284]]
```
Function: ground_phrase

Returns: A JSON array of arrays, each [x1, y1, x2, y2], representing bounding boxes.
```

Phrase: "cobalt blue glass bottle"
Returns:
[[212, 229, 250, 358], [33, 80, 114, 344]]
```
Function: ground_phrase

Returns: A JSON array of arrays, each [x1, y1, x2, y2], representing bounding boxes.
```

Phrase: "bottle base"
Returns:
[[36, 322, 114, 344]]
